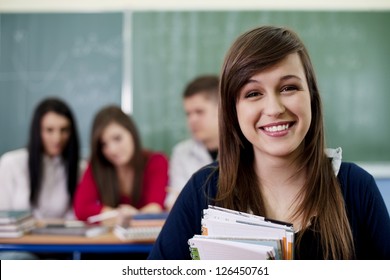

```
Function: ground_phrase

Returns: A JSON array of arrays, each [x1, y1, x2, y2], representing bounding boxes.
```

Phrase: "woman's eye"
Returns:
[[281, 85, 298, 93], [61, 127, 70, 134], [245, 91, 260, 98]]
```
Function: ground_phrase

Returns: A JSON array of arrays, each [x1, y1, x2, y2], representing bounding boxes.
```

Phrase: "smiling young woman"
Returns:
[[236, 53, 312, 161], [148, 25, 390, 260]]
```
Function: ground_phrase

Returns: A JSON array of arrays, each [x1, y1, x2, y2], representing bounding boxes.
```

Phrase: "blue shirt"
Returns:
[[148, 162, 390, 259]]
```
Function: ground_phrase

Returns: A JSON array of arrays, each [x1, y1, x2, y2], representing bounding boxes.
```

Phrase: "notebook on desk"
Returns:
[[113, 212, 169, 241], [0, 210, 33, 224], [113, 225, 162, 241], [31, 221, 109, 238], [0, 210, 35, 238], [129, 212, 169, 227]]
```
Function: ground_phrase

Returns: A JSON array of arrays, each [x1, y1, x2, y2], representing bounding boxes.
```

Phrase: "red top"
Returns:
[[73, 151, 169, 221]]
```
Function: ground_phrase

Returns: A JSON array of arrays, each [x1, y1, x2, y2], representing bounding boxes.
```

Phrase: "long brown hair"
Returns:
[[217, 26, 354, 259], [90, 105, 145, 207]]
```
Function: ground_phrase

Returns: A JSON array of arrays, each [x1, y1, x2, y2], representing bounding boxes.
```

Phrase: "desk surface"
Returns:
[[0, 232, 155, 258], [0, 232, 154, 245], [0, 217, 164, 259]]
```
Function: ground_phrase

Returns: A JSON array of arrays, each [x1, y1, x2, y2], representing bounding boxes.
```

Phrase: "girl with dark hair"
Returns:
[[0, 97, 81, 219], [74, 105, 168, 223], [148, 26, 390, 259]]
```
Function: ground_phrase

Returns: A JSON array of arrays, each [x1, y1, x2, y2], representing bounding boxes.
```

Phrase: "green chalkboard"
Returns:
[[0, 13, 123, 157], [132, 11, 390, 163], [1, 11, 389, 163]]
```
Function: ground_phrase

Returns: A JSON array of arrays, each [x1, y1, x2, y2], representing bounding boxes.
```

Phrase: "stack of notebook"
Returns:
[[113, 212, 168, 241], [0, 210, 36, 238], [188, 205, 294, 260]]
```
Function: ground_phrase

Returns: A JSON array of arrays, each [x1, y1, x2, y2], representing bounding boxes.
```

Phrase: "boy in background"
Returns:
[[165, 75, 219, 210]]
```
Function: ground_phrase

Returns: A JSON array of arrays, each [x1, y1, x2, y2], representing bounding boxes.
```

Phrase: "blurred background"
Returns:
[[0, 1, 389, 184]]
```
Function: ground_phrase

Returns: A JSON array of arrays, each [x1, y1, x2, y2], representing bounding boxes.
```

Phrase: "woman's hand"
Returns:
[[98, 206, 118, 227], [139, 202, 163, 214], [115, 204, 139, 227]]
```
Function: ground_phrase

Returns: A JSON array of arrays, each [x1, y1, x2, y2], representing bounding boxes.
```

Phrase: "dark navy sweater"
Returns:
[[148, 162, 390, 259]]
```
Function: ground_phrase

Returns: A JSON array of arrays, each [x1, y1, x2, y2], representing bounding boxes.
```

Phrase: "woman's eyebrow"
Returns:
[[280, 74, 303, 81]]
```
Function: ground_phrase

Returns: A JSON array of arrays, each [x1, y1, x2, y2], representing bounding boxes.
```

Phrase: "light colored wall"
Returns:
[[1, 0, 389, 12], [377, 179, 390, 212]]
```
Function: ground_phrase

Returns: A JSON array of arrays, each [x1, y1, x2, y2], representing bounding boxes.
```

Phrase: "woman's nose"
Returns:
[[263, 93, 285, 117]]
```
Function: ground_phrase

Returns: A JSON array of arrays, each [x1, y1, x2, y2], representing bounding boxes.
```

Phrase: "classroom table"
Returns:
[[0, 232, 154, 260]]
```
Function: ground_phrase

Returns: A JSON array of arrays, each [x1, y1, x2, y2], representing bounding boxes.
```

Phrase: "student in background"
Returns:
[[165, 75, 219, 210], [74, 105, 168, 223], [0, 97, 81, 219], [149, 26, 390, 259]]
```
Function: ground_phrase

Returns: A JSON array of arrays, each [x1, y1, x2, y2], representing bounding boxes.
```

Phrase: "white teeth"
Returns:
[[264, 124, 289, 132]]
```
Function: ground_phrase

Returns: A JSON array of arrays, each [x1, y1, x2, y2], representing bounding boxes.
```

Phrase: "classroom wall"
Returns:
[[1, 0, 389, 12]]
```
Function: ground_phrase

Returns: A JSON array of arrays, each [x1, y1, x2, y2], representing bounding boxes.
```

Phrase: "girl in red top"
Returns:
[[74, 105, 168, 223]]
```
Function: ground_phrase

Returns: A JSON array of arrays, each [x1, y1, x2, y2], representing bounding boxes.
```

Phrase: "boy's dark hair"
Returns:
[[183, 75, 219, 100]]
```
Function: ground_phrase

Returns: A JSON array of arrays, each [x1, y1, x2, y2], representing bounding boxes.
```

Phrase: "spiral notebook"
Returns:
[[113, 226, 162, 241], [113, 212, 168, 241]]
